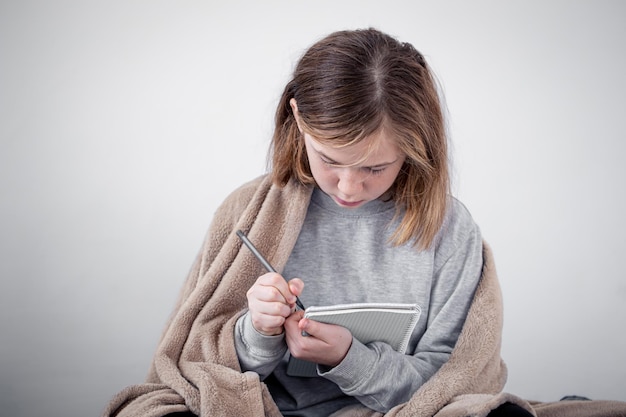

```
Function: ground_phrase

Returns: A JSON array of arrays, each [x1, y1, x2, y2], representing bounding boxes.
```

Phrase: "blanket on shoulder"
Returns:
[[101, 175, 626, 417]]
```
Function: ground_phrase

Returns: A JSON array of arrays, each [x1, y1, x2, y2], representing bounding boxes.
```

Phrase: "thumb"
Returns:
[[288, 278, 304, 298]]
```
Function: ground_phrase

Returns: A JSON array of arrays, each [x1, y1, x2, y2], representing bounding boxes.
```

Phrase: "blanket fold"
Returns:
[[102, 175, 626, 417]]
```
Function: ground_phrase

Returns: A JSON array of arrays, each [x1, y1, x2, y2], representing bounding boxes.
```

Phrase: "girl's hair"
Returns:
[[269, 28, 449, 250]]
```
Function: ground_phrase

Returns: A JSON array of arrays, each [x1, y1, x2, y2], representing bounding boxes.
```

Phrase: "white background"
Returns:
[[1, 1, 625, 416]]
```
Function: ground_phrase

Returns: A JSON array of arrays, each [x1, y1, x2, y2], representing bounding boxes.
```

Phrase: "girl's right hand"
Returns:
[[246, 273, 303, 336]]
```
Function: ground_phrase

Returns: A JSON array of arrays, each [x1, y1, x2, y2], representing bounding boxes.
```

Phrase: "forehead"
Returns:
[[305, 128, 402, 166]]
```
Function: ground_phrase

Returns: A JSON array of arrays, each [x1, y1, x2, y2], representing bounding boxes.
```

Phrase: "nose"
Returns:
[[337, 168, 364, 197]]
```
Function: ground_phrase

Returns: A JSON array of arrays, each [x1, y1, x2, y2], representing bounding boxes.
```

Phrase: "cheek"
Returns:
[[308, 161, 338, 188], [311, 164, 335, 185]]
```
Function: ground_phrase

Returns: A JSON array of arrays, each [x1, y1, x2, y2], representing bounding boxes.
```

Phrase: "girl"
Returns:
[[236, 27, 483, 416], [233, 28, 529, 416], [104, 28, 538, 417]]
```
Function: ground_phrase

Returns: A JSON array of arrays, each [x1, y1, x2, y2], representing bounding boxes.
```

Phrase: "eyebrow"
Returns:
[[315, 147, 399, 169]]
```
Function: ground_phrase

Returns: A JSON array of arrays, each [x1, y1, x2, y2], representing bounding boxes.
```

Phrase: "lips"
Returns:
[[334, 196, 364, 208]]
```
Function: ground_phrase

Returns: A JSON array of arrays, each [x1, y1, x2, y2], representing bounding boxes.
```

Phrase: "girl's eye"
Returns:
[[320, 157, 336, 166], [320, 156, 386, 176], [367, 167, 386, 176]]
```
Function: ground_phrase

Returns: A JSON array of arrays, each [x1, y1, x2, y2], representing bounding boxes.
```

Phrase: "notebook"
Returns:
[[286, 302, 421, 377]]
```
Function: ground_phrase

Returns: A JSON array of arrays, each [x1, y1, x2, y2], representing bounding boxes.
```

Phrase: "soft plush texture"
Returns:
[[102, 175, 626, 417]]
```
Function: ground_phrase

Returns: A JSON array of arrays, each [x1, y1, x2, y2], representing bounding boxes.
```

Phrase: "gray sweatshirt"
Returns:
[[235, 188, 483, 416]]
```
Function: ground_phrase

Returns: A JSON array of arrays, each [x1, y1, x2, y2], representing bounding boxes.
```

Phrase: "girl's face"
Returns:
[[303, 130, 405, 209]]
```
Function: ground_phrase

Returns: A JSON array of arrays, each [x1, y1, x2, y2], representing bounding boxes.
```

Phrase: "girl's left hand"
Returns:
[[284, 310, 353, 367]]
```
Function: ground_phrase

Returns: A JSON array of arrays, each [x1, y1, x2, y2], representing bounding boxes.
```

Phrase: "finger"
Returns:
[[287, 319, 353, 366], [256, 273, 296, 304], [248, 289, 293, 318], [250, 312, 287, 335], [284, 311, 309, 342], [298, 319, 348, 344], [288, 278, 304, 298], [298, 317, 313, 336], [286, 309, 305, 325]]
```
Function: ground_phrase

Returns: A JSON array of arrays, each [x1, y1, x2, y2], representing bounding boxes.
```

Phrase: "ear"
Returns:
[[289, 98, 304, 133]]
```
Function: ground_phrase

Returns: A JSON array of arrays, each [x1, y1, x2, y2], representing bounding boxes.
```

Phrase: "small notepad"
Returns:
[[286, 302, 421, 377]]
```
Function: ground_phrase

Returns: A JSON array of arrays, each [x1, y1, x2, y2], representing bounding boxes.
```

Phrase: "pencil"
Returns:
[[236, 230, 306, 311]]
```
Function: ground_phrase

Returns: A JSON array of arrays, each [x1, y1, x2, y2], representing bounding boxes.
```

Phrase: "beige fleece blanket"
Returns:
[[102, 175, 626, 417]]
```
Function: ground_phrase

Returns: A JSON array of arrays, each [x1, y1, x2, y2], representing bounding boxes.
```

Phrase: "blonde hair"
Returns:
[[269, 28, 449, 250]]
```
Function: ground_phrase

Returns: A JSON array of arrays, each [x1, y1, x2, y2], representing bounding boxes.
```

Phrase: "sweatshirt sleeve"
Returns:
[[234, 311, 288, 380], [318, 202, 484, 412]]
